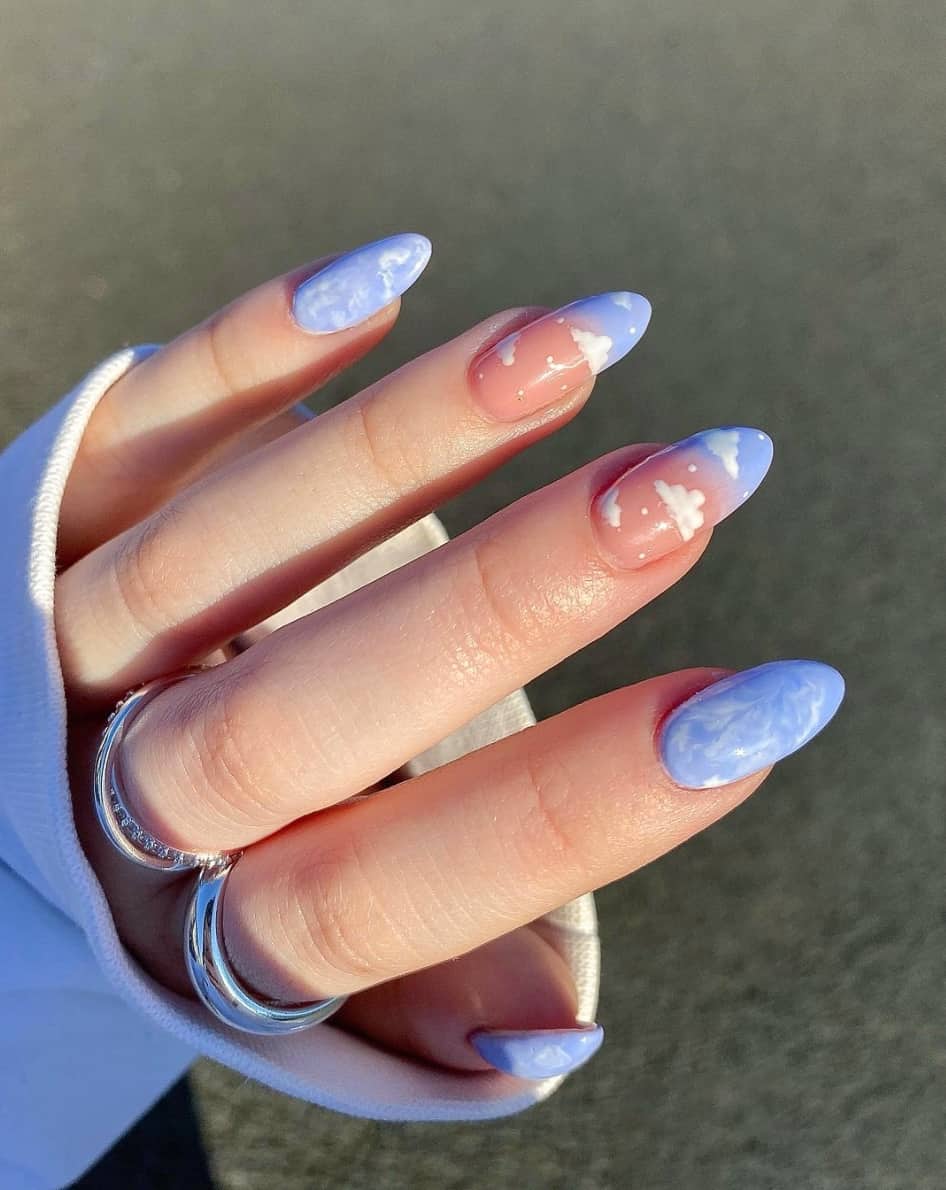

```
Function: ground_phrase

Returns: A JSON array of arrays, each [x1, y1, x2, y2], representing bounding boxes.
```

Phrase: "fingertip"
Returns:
[[468, 1022, 604, 1079], [334, 925, 583, 1075]]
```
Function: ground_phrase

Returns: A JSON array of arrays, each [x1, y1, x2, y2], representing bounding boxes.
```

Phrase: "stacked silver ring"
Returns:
[[92, 671, 349, 1035], [93, 674, 224, 873]]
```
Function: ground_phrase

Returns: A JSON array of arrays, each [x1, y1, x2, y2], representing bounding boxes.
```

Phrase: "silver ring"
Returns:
[[184, 854, 349, 1034], [93, 671, 227, 872], [96, 669, 347, 1033]]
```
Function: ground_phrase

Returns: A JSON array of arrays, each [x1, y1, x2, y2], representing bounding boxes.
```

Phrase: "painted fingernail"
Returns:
[[469, 1023, 604, 1079], [292, 233, 432, 333], [592, 426, 773, 569], [659, 660, 846, 789], [470, 292, 651, 421]]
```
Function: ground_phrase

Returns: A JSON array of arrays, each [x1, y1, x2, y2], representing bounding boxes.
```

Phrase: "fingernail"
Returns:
[[292, 233, 432, 333], [659, 660, 846, 789], [592, 426, 773, 569], [470, 292, 651, 421], [468, 1023, 604, 1079]]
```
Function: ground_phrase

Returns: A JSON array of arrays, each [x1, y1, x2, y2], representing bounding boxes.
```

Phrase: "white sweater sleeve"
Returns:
[[0, 348, 601, 1188]]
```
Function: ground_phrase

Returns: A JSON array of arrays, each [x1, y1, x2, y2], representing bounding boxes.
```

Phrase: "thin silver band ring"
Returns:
[[92, 671, 224, 873]]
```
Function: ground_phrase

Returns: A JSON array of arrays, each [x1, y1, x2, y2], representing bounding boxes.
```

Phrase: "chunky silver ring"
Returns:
[[93, 671, 226, 872], [184, 854, 349, 1034]]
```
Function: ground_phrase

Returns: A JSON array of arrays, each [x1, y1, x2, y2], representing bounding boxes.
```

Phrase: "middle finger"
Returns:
[[57, 292, 652, 703], [117, 426, 773, 853]]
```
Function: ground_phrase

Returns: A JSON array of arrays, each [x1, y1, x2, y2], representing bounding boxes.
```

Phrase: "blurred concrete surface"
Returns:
[[2, 1, 942, 1188]]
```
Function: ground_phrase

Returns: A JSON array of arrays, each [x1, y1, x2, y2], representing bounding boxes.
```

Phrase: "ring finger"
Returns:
[[112, 425, 774, 853], [143, 660, 842, 1009]]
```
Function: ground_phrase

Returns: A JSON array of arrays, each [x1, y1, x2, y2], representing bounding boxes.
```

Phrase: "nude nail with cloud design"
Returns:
[[470, 292, 652, 421], [592, 427, 774, 569]]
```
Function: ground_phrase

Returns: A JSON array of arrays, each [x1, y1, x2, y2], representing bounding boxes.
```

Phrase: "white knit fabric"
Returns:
[[0, 348, 601, 1188]]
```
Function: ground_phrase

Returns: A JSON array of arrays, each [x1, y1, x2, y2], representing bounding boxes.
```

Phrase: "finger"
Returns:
[[206, 403, 318, 466], [57, 292, 653, 701], [198, 662, 842, 1002], [334, 925, 602, 1078], [192, 407, 329, 661], [58, 233, 432, 563], [115, 427, 772, 852]]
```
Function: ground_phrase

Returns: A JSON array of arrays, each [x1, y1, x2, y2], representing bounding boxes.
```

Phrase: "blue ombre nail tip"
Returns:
[[689, 426, 774, 502], [292, 232, 432, 334], [560, 292, 652, 372], [659, 660, 846, 790], [469, 1023, 605, 1079]]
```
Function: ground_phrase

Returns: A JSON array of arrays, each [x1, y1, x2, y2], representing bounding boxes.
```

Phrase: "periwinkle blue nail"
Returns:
[[659, 660, 845, 789], [292, 232, 432, 333], [469, 1023, 604, 1079]]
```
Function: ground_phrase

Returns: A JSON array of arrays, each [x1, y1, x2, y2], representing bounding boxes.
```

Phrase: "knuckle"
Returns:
[[515, 744, 586, 877], [183, 675, 286, 833], [286, 835, 401, 988], [459, 537, 534, 666], [347, 397, 426, 498], [111, 503, 189, 636], [202, 306, 246, 397]]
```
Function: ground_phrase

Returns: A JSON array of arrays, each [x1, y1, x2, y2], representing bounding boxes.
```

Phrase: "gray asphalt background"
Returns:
[[2, 2, 943, 1188]]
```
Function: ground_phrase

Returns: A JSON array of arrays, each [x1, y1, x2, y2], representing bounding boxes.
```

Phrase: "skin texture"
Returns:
[[55, 242, 834, 1077]]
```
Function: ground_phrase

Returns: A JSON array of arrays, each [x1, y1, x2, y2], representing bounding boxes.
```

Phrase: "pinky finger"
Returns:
[[333, 924, 603, 1080]]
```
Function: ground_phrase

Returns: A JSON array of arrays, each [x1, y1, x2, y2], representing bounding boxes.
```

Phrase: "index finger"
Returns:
[[59, 233, 432, 562]]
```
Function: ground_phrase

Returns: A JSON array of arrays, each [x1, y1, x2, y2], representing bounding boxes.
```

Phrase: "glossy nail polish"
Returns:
[[469, 1023, 604, 1079], [292, 233, 432, 333], [592, 427, 773, 569], [470, 292, 651, 421], [659, 660, 845, 789]]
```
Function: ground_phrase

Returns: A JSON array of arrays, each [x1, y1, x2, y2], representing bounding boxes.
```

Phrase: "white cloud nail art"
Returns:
[[654, 479, 706, 541], [569, 327, 612, 375], [704, 429, 741, 479], [497, 336, 518, 366], [600, 486, 622, 528]]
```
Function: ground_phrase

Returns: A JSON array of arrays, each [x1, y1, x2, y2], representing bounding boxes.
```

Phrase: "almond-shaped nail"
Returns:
[[470, 292, 651, 421], [469, 1023, 604, 1079], [592, 426, 773, 569], [659, 660, 845, 788], [292, 233, 432, 333]]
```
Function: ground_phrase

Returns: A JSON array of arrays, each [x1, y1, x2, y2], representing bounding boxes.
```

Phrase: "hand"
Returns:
[[57, 234, 842, 1080]]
